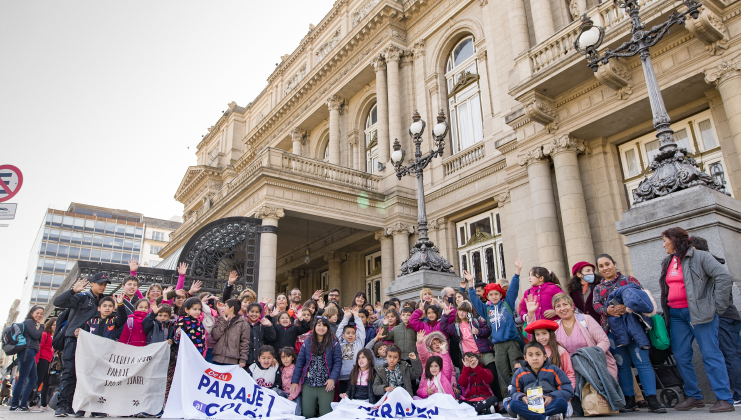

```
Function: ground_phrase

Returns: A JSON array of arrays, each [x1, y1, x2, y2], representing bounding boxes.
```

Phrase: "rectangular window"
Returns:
[[40, 242, 47, 254], [55, 260, 66, 272], [80, 248, 91, 259], [69, 246, 80, 259], [52, 275, 64, 286], [458, 226, 466, 247], [46, 243, 58, 255], [495, 213, 501, 235], [124, 239, 133, 250], [625, 148, 640, 178], [645, 139, 660, 163], [83, 233, 93, 245], [63, 216, 74, 228], [698, 119, 718, 150], [673, 129, 691, 151], [37, 258, 44, 270], [135, 227, 143, 238], [40, 274, 52, 287], [52, 215, 63, 226], [66, 261, 76, 271], [57, 245, 69, 257], [101, 250, 112, 262], [60, 230, 71, 242], [457, 101, 472, 151], [95, 221, 106, 232], [469, 217, 492, 236], [103, 236, 114, 248], [113, 252, 122, 263], [105, 222, 116, 234], [133, 241, 141, 251], [114, 237, 124, 249], [116, 224, 126, 235], [91, 249, 101, 260], [85, 219, 96, 231], [152, 231, 165, 241], [45, 213, 53, 225], [150, 245, 163, 255], [126, 226, 135, 236], [470, 93, 483, 144], [49, 229, 60, 241], [44, 228, 50, 240], [71, 232, 82, 244], [93, 235, 103, 246], [74, 218, 84, 230]]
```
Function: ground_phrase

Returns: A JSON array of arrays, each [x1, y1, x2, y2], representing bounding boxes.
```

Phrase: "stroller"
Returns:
[[645, 346, 685, 408]]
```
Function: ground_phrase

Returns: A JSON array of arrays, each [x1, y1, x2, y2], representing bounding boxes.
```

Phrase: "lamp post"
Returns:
[[574, 0, 726, 203], [390, 109, 455, 276]]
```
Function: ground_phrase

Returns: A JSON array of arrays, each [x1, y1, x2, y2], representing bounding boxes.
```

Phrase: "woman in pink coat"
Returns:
[[519, 266, 564, 320]]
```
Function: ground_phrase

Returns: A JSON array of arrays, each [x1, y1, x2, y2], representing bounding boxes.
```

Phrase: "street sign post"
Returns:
[[0, 165, 23, 203]]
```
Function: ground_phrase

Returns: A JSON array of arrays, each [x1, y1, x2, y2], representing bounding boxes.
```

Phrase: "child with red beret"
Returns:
[[524, 319, 575, 387]]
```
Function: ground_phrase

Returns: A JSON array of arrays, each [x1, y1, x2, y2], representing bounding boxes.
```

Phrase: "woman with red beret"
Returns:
[[567, 261, 601, 321]]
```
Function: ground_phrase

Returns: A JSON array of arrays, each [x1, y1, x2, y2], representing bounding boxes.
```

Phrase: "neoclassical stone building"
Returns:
[[162, 0, 741, 306]]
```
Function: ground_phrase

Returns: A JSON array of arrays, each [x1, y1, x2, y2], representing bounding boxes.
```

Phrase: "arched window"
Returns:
[[365, 104, 379, 173], [323, 142, 330, 162], [445, 36, 483, 154]]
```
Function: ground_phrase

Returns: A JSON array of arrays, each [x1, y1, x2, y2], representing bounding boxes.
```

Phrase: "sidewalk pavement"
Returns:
[[0, 405, 737, 419]]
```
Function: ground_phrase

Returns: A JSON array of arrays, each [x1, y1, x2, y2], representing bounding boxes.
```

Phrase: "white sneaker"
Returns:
[[29, 407, 44, 413], [733, 400, 741, 407]]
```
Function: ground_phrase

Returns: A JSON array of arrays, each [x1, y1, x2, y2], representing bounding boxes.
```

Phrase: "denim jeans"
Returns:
[[10, 348, 38, 408], [509, 397, 568, 420], [718, 317, 741, 400], [669, 308, 733, 404], [607, 332, 656, 396]]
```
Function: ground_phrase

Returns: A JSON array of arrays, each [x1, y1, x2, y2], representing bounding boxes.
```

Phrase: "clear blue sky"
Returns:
[[0, 0, 336, 325]]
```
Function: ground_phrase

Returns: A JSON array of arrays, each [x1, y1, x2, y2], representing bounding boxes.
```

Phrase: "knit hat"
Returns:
[[571, 261, 595, 276], [524, 319, 559, 334], [484, 283, 506, 299]]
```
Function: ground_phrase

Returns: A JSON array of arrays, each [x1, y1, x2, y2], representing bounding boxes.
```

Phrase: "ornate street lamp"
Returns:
[[574, 0, 727, 203], [390, 110, 455, 276]]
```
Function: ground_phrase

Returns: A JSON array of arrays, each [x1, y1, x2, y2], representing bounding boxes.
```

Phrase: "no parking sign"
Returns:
[[0, 165, 23, 203]]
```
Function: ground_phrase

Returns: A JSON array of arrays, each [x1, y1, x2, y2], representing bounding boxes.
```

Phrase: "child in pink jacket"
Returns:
[[518, 266, 564, 321], [409, 304, 444, 335], [415, 342, 454, 399], [415, 330, 457, 393]]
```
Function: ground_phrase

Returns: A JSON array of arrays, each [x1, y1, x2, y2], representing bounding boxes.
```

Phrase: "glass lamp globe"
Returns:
[[579, 28, 600, 48], [391, 149, 404, 163], [304, 249, 311, 265], [433, 122, 447, 137], [410, 121, 424, 135]]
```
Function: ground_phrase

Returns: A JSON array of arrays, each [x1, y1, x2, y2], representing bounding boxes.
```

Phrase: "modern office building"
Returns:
[[141, 216, 183, 267], [19, 203, 180, 316]]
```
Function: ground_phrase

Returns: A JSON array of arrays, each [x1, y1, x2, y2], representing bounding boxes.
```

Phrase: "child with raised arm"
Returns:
[[142, 302, 175, 345], [245, 303, 276, 367], [459, 352, 499, 415], [415, 336, 454, 399], [463, 258, 524, 394], [415, 330, 457, 396], [336, 307, 366, 395]]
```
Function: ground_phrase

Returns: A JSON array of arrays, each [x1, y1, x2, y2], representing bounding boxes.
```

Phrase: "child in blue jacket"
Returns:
[[509, 342, 573, 420], [290, 318, 342, 418], [464, 258, 524, 394]]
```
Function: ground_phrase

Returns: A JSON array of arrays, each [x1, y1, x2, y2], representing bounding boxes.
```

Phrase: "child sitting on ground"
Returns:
[[372, 344, 422, 398], [459, 352, 499, 415], [509, 342, 573, 420]]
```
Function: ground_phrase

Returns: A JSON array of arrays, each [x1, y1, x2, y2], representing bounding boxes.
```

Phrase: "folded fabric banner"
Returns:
[[319, 388, 503, 420], [162, 334, 300, 419], [72, 331, 170, 416]]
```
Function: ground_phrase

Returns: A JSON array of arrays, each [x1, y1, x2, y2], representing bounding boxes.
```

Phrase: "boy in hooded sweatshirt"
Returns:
[[337, 307, 366, 395], [509, 342, 573, 420], [143, 303, 175, 345], [464, 257, 523, 394]]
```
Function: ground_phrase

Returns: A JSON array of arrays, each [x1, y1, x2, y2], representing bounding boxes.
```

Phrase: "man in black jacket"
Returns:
[[52, 273, 109, 417]]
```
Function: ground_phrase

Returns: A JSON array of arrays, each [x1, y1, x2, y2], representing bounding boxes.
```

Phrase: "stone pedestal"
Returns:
[[385, 270, 461, 301], [616, 185, 741, 404]]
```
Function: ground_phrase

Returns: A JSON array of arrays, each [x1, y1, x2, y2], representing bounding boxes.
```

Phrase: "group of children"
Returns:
[[51, 257, 580, 420]]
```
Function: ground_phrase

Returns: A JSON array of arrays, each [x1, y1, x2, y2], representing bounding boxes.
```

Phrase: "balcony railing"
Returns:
[[281, 153, 381, 191], [443, 143, 486, 176], [529, 0, 660, 76]]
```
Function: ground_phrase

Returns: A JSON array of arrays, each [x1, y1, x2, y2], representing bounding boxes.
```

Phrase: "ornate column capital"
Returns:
[[384, 45, 403, 63], [327, 95, 343, 111], [428, 219, 442, 230], [385, 222, 414, 236], [594, 61, 633, 100], [685, 6, 729, 56], [476, 49, 487, 62], [704, 52, 741, 86], [285, 269, 298, 281], [254, 206, 285, 220], [290, 127, 306, 143], [518, 146, 547, 167], [374, 229, 391, 241], [324, 251, 346, 263], [400, 51, 414, 68], [347, 129, 360, 146], [371, 55, 386, 72], [522, 91, 558, 134], [495, 191, 511, 207], [543, 135, 586, 157], [412, 40, 426, 59]]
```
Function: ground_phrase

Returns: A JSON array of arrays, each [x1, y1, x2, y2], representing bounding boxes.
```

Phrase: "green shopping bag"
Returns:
[[648, 314, 670, 350]]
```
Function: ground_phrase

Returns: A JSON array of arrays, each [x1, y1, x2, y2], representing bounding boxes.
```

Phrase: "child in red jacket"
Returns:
[[119, 299, 150, 346], [459, 352, 499, 415]]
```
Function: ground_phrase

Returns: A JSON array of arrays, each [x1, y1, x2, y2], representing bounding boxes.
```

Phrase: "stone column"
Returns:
[[706, 53, 741, 186], [372, 56, 390, 166], [386, 222, 414, 279], [300, 269, 312, 301], [324, 251, 344, 296], [386, 45, 404, 151], [285, 269, 300, 294], [518, 148, 568, 282], [348, 130, 361, 171], [544, 135, 595, 270], [255, 206, 284, 302], [507, 0, 530, 56], [291, 128, 304, 156], [531, 0, 555, 44], [327, 95, 342, 165], [376, 230, 394, 303]]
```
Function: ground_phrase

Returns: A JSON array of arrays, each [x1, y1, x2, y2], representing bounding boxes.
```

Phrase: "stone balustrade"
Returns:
[[442, 142, 486, 176], [281, 152, 381, 191]]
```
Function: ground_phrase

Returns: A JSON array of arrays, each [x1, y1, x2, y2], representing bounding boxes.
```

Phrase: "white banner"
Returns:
[[319, 388, 503, 420], [72, 331, 170, 416], [162, 333, 300, 419]]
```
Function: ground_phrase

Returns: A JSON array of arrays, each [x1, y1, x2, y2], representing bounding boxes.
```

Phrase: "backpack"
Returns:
[[648, 314, 670, 350], [52, 308, 72, 351], [1, 322, 27, 355]]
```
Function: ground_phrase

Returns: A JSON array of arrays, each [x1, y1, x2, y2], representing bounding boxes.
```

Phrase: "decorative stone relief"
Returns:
[[326, 95, 343, 111], [351, 0, 381, 28], [254, 206, 285, 220], [594, 61, 632, 100], [428, 219, 441, 230], [371, 55, 386, 71], [385, 45, 403, 63], [522, 92, 558, 134], [385, 222, 414, 236], [347, 129, 359, 146], [284, 64, 307, 96], [374, 229, 390, 240], [704, 51, 741, 85], [495, 191, 510, 207], [543, 135, 586, 156], [517, 146, 547, 167], [290, 127, 306, 144], [412, 40, 426, 59], [315, 29, 341, 63], [685, 7, 729, 56]]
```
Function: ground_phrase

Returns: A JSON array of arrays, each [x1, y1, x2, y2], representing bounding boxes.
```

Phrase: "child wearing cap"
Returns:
[[462, 258, 524, 395], [524, 319, 575, 386]]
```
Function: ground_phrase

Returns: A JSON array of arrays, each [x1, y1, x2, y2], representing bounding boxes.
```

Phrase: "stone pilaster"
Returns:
[[285, 269, 300, 295], [531, 0, 555, 44], [518, 148, 568, 282], [291, 128, 305, 156], [543, 135, 595, 272], [386, 222, 414, 278], [385, 45, 404, 155], [327, 95, 343, 165], [324, 251, 345, 297], [254, 206, 285, 302], [706, 53, 741, 190], [371, 56, 390, 166], [348, 129, 361, 171], [375, 230, 394, 303], [507, 0, 530, 56]]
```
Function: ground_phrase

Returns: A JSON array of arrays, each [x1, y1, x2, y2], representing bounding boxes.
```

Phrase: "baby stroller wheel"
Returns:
[[659, 388, 679, 408]]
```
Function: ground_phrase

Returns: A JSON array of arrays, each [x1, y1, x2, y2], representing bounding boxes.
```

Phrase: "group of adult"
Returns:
[[566, 227, 739, 413]]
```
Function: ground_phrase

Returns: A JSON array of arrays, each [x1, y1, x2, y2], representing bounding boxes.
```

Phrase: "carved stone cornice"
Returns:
[[374, 229, 391, 241], [521, 92, 558, 134], [384, 44, 403, 63], [684, 6, 729, 56], [495, 191, 511, 207], [704, 51, 741, 86], [517, 146, 547, 167], [412, 40, 426, 59], [327, 95, 343, 111], [385, 222, 414, 236], [324, 251, 346, 262], [594, 61, 633, 100], [371, 54, 387, 72], [254, 206, 285, 220], [543, 135, 586, 157]]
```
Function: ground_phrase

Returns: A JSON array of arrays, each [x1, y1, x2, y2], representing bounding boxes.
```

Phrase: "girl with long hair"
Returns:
[[31, 317, 56, 411], [524, 319, 575, 385], [339, 349, 377, 403], [9, 306, 44, 413], [518, 267, 564, 321]]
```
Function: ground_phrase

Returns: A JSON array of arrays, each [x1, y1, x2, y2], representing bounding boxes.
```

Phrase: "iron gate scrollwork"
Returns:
[[178, 217, 265, 296]]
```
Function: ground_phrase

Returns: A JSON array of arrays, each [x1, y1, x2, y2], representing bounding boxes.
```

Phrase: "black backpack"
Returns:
[[52, 309, 71, 351], [1, 322, 27, 355]]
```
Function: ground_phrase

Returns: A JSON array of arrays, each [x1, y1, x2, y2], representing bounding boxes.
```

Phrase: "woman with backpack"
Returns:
[[9, 306, 44, 413]]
